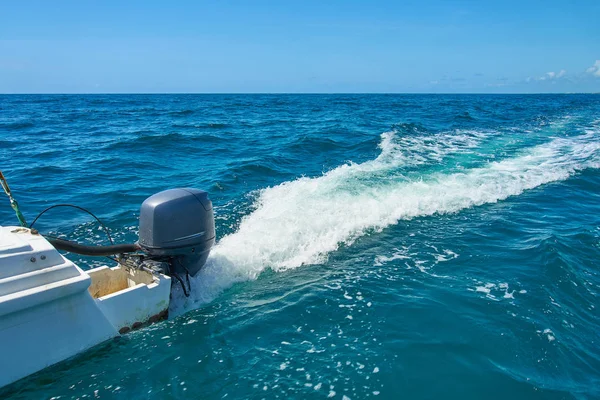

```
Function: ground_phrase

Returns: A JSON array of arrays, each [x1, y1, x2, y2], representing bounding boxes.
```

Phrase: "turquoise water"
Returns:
[[1, 94, 599, 399]]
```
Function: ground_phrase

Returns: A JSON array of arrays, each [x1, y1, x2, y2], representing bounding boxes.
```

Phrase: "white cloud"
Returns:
[[530, 69, 567, 82], [544, 70, 566, 79], [586, 60, 600, 77]]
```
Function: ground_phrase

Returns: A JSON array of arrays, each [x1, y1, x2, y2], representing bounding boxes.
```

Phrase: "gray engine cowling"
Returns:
[[138, 188, 215, 277]]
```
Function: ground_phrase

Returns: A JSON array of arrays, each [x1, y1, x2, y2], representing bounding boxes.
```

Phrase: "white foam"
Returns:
[[542, 328, 556, 342], [170, 129, 600, 313], [375, 128, 487, 168], [373, 247, 411, 266]]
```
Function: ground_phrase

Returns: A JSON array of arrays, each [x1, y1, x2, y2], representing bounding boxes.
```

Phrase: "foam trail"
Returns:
[[170, 129, 599, 314]]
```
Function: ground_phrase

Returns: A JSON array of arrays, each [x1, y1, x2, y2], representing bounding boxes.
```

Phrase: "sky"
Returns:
[[0, 0, 599, 93]]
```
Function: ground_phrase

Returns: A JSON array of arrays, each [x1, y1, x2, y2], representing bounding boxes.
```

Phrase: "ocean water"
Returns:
[[0, 94, 599, 399]]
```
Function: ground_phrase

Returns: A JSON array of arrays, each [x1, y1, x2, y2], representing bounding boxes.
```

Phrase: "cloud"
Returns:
[[586, 60, 600, 77], [527, 69, 567, 82], [543, 69, 566, 80]]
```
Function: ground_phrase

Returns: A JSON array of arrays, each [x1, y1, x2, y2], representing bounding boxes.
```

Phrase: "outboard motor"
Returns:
[[138, 188, 215, 277], [29, 185, 216, 296]]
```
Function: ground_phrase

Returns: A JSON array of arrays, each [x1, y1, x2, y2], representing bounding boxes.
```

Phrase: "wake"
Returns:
[[170, 126, 600, 314]]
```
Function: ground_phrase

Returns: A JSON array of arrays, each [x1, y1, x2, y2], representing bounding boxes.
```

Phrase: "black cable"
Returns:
[[29, 204, 114, 245], [46, 237, 139, 256]]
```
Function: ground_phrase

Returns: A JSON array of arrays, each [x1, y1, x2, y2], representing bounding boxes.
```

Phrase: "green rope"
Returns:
[[0, 171, 28, 227]]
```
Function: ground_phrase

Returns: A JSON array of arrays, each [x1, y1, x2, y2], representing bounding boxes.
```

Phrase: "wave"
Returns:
[[225, 161, 287, 179], [0, 121, 35, 130], [170, 126, 600, 314], [103, 133, 188, 150], [454, 112, 476, 121], [169, 109, 195, 116], [288, 136, 349, 153], [171, 122, 229, 129], [0, 139, 18, 149]]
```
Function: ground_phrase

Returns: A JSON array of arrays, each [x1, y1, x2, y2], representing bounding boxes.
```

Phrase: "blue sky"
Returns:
[[1, 0, 599, 93]]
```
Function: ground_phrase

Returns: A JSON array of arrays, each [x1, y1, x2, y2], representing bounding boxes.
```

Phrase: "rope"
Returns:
[[0, 171, 28, 227]]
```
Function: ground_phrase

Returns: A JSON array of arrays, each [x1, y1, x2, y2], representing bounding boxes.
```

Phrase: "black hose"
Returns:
[[47, 237, 139, 256]]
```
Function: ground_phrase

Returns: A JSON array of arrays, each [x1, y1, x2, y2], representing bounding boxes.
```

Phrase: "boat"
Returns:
[[0, 176, 216, 389]]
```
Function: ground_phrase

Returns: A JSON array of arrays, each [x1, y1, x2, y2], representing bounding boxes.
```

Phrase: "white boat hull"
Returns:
[[0, 226, 171, 388]]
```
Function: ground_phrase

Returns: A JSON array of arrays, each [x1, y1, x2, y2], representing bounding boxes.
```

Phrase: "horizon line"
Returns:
[[1, 92, 599, 95]]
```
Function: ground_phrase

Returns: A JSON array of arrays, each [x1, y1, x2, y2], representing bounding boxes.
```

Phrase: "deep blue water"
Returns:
[[1, 94, 599, 399]]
